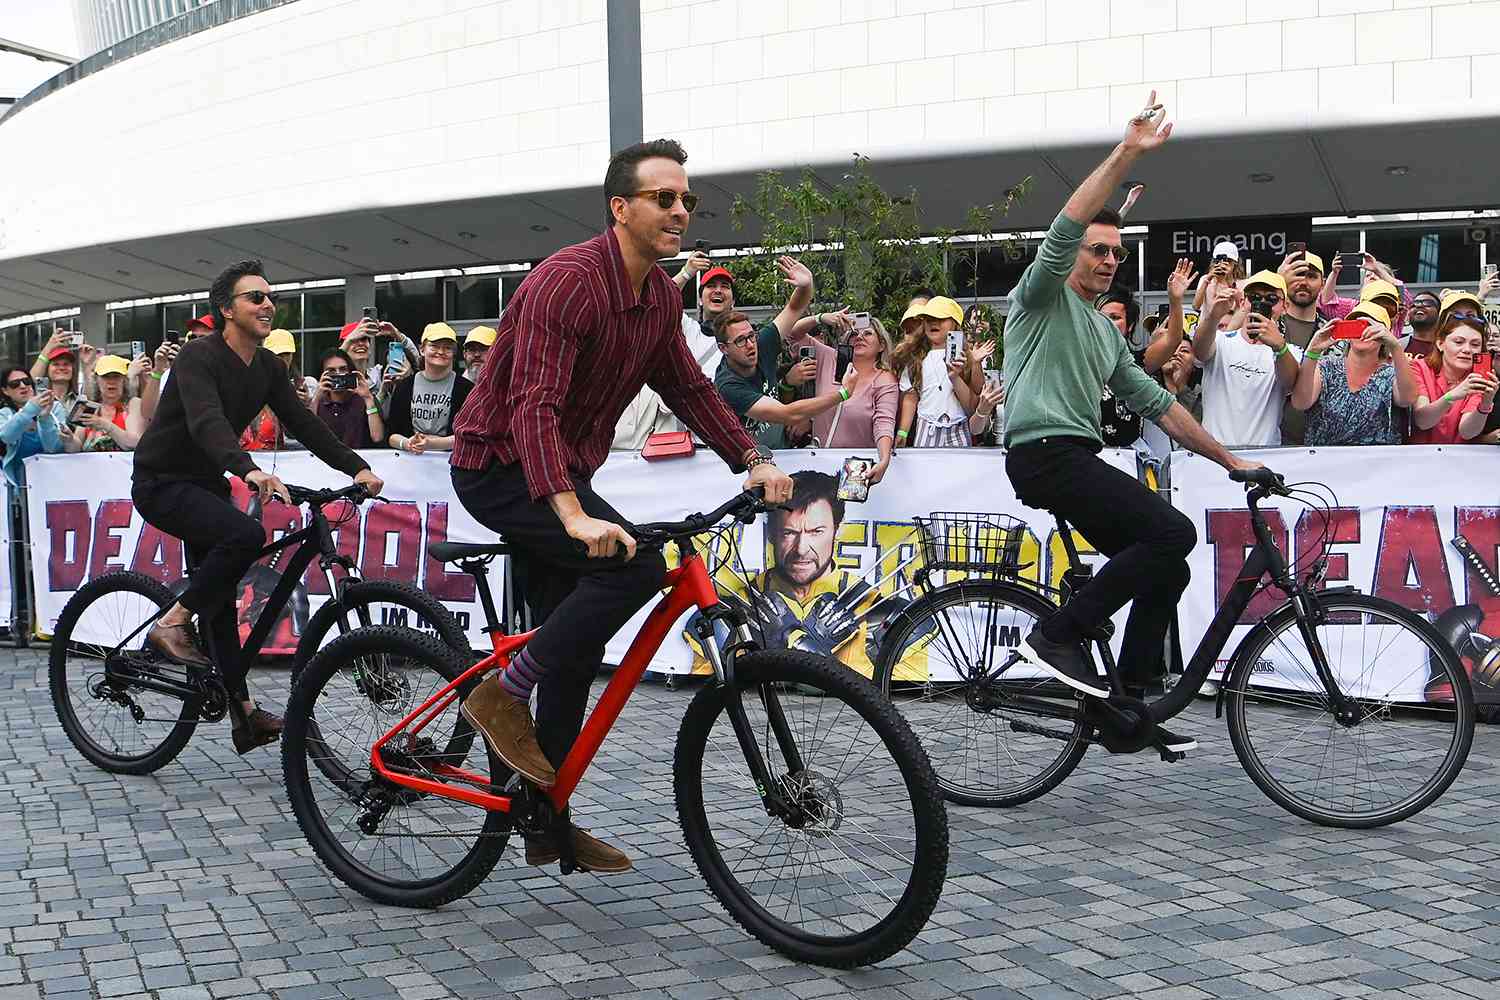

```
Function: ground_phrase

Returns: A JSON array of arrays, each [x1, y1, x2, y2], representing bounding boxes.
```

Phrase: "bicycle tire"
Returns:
[[283, 625, 509, 908], [1224, 592, 1475, 829], [49, 571, 199, 775], [674, 648, 949, 968], [873, 580, 1090, 807], [292, 581, 471, 788]]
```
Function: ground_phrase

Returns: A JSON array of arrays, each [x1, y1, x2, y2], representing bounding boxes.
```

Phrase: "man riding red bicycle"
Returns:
[[449, 139, 793, 872]]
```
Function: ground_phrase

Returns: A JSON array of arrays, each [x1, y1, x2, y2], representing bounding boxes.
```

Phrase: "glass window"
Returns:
[[1361, 227, 1482, 286], [109, 304, 163, 349], [303, 290, 345, 330], [444, 276, 499, 321], [949, 242, 1036, 298], [302, 330, 342, 372], [273, 294, 303, 331], [162, 302, 194, 341], [500, 271, 529, 309], [376, 278, 441, 340]]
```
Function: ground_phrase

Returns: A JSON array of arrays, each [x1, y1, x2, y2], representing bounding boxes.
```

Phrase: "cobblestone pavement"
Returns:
[[4, 646, 1499, 1000]]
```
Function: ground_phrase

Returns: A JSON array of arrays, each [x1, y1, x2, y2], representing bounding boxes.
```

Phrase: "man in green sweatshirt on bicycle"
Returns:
[[1002, 91, 1261, 753]]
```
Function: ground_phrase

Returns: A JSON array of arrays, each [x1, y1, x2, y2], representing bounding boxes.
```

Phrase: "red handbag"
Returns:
[[641, 430, 695, 461]]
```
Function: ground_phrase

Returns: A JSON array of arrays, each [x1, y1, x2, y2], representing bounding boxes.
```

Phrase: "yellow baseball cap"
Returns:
[[899, 301, 927, 329], [1439, 289, 1483, 316], [464, 326, 497, 347], [1360, 279, 1399, 305], [1297, 252, 1325, 276], [264, 329, 297, 355], [1346, 302, 1390, 327], [94, 356, 130, 377], [1244, 271, 1288, 296], [914, 296, 964, 325], [421, 322, 458, 344]]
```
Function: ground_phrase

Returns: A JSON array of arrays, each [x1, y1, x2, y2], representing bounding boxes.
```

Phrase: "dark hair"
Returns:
[[1095, 287, 1140, 332], [319, 347, 355, 372], [1, 367, 31, 404], [603, 139, 688, 227], [210, 259, 267, 332], [1413, 290, 1441, 306], [909, 286, 937, 302], [1090, 208, 1123, 228], [772, 471, 844, 530], [714, 310, 753, 342]]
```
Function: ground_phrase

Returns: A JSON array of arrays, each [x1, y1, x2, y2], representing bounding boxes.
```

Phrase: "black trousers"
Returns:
[[452, 462, 667, 768], [132, 477, 266, 701], [1005, 438, 1196, 685]]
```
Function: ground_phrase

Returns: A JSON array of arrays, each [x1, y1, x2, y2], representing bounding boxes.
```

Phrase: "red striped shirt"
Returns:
[[451, 228, 757, 499]]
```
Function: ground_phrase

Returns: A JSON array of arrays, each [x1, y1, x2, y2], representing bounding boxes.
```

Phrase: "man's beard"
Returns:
[[775, 554, 834, 587], [1411, 316, 1437, 332]]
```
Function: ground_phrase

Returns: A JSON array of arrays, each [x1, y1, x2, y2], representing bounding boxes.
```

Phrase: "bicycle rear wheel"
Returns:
[[49, 571, 200, 775], [873, 581, 1090, 807], [282, 626, 509, 908], [674, 649, 948, 968], [1224, 593, 1475, 828]]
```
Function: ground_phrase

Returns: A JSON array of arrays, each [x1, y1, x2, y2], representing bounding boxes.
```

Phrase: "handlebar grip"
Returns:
[[1228, 467, 1286, 491]]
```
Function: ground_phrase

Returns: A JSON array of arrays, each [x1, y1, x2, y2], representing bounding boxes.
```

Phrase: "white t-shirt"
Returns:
[[611, 313, 723, 449], [1196, 331, 1301, 448], [900, 350, 967, 427]]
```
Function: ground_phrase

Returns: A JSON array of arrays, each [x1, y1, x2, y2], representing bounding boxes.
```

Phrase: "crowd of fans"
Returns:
[[2, 229, 1495, 494]]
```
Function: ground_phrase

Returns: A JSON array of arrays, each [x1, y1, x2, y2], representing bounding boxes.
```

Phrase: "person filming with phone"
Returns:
[[1000, 93, 1261, 751], [385, 323, 472, 454], [314, 348, 383, 449], [1193, 270, 1302, 448], [1290, 303, 1417, 446], [1408, 309, 1498, 445]]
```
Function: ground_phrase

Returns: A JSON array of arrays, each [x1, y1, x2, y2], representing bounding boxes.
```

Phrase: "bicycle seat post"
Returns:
[[1052, 513, 1084, 571]]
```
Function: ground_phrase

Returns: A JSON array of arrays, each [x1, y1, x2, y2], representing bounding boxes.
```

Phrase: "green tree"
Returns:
[[726, 156, 1030, 344]]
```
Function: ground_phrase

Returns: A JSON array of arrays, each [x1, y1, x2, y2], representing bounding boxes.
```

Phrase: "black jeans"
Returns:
[[1005, 438, 1196, 685], [132, 477, 266, 701], [452, 462, 667, 769]]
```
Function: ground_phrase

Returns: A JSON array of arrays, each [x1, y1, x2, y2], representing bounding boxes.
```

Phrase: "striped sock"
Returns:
[[499, 647, 545, 700]]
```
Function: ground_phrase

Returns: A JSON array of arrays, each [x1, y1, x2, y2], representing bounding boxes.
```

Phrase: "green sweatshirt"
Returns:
[[1002, 212, 1174, 448]]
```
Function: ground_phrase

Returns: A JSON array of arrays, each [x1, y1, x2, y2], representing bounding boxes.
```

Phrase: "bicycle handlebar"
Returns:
[[284, 483, 378, 508], [632, 487, 788, 547], [1229, 466, 1289, 497]]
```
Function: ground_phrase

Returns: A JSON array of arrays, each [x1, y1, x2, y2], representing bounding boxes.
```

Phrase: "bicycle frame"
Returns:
[[369, 545, 753, 815]]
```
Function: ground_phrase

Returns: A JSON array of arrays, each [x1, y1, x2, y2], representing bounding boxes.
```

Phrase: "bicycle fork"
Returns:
[[691, 612, 807, 823]]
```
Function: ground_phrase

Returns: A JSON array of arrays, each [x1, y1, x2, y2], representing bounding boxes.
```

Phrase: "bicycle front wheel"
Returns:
[[49, 571, 199, 775], [674, 649, 948, 969], [874, 581, 1090, 807], [1224, 593, 1475, 828], [282, 626, 509, 908]]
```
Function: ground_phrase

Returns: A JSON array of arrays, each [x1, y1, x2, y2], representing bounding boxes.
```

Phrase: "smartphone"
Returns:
[[945, 330, 964, 365], [693, 239, 709, 255], [1288, 241, 1306, 257], [1476, 353, 1494, 378], [836, 457, 874, 503], [985, 369, 1002, 391], [1485, 263, 1498, 280], [32, 377, 50, 393], [164, 329, 181, 344], [1330, 319, 1368, 341], [67, 399, 100, 424], [130, 340, 145, 359], [328, 371, 357, 391], [68, 333, 85, 349], [797, 345, 816, 362], [851, 311, 872, 331], [386, 341, 406, 372], [1156, 303, 1171, 320], [361, 306, 377, 322], [1341, 254, 1364, 280]]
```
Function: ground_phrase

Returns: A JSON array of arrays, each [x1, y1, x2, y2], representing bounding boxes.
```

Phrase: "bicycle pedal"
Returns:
[[1156, 746, 1186, 763]]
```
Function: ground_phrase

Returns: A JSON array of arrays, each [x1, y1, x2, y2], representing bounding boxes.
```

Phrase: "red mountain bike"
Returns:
[[280, 489, 949, 969]]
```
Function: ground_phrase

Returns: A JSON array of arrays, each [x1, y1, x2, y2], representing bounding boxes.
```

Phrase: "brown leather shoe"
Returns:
[[146, 621, 212, 667], [232, 707, 282, 754], [459, 674, 557, 788], [525, 826, 632, 873]]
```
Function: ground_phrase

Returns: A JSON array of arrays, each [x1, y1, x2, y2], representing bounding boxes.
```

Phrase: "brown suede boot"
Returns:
[[525, 826, 632, 873], [146, 621, 212, 667], [459, 674, 557, 788], [231, 707, 282, 754]]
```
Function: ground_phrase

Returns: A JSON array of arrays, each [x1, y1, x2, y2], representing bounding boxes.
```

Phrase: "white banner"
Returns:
[[0, 482, 13, 628], [23, 451, 510, 652], [1173, 447, 1500, 704], [22, 448, 1142, 677]]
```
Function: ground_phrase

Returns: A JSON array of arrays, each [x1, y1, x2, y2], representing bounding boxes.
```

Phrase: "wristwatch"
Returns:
[[744, 445, 774, 470]]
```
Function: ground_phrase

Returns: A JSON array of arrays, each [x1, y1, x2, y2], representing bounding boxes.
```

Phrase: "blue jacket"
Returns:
[[0, 399, 66, 487]]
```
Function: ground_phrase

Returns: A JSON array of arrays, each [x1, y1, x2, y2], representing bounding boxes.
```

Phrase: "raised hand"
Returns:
[[1167, 258, 1196, 302], [1123, 89, 1173, 152], [968, 340, 996, 366], [777, 255, 813, 289]]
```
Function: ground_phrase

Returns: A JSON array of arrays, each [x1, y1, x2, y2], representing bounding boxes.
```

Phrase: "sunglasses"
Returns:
[[634, 189, 699, 213], [4, 379, 30, 389], [1084, 242, 1130, 262], [233, 290, 278, 306]]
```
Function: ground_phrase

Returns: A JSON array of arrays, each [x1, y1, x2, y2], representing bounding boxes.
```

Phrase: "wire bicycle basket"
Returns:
[[912, 512, 1030, 584]]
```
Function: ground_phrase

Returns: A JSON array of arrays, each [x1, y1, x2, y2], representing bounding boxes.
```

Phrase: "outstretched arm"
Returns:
[[1157, 401, 1257, 472]]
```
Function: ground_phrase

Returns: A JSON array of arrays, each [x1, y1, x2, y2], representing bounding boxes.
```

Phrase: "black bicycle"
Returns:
[[50, 483, 468, 775], [874, 467, 1476, 828]]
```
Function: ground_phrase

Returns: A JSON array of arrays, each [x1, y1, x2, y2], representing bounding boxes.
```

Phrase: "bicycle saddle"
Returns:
[[428, 540, 510, 562]]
